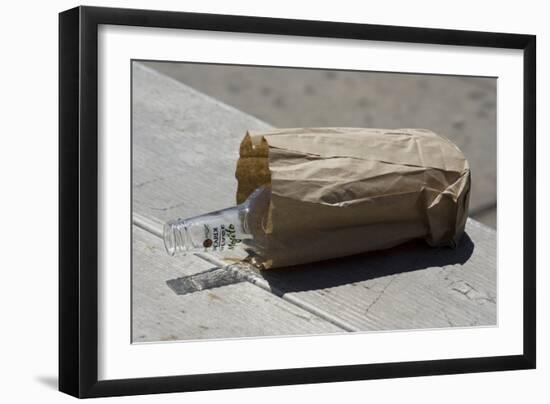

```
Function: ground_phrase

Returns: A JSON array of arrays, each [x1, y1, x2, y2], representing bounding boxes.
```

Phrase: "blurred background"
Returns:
[[143, 61, 496, 228]]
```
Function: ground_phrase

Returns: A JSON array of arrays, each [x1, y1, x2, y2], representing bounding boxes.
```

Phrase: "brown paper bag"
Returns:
[[235, 128, 470, 269]]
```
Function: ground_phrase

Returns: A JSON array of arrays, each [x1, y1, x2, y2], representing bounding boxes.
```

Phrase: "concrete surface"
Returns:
[[133, 225, 343, 342], [143, 60, 497, 228], [131, 62, 496, 342]]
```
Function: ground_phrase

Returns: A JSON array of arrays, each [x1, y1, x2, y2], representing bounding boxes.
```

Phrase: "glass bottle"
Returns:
[[163, 186, 271, 258]]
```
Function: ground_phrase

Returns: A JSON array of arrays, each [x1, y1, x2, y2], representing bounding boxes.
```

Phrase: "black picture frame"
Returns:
[[59, 5, 536, 398]]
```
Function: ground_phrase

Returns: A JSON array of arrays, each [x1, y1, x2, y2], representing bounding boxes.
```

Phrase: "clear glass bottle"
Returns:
[[163, 186, 271, 257]]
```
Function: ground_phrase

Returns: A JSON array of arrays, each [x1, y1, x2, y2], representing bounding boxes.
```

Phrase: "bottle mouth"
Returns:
[[163, 223, 176, 256]]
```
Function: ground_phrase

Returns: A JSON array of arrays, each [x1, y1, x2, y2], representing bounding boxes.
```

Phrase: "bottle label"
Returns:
[[203, 223, 243, 251]]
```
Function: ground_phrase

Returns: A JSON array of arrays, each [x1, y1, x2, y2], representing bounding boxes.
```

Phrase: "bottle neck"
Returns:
[[163, 206, 247, 256]]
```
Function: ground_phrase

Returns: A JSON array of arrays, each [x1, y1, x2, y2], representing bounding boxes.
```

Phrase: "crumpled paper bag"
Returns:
[[235, 127, 470, 269]]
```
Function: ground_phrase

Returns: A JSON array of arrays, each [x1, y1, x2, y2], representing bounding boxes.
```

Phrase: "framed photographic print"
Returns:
[[59, 5, 536, 398]]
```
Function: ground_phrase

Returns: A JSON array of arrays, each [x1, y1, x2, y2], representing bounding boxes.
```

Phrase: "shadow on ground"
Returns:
[[259, 233, 474, 293], [167, 233, 474, 295], [35, 375, 58, 390]]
